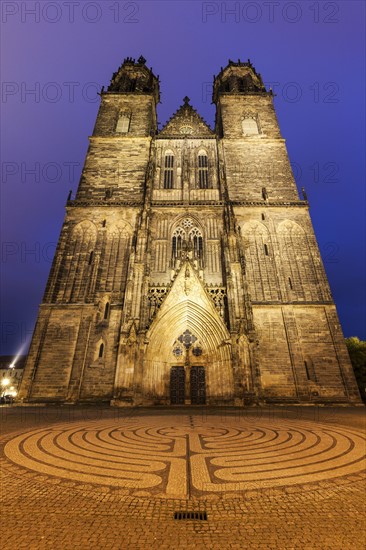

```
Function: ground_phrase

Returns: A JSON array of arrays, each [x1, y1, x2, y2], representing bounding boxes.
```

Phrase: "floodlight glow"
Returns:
[[10, 340, 30, 371], [1, 378, 10, 387]]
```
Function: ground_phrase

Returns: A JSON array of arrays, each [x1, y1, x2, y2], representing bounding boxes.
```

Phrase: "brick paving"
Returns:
[[0, 405, 365, 549]]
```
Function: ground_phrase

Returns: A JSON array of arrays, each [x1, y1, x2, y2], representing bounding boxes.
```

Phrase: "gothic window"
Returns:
[[242, 116, 259, 136], [164, 153, 174, 189], [190, 227, 204, 260], [198, 153, 209, 189], [172, 220, 204, 266], [178, 330, 197, 349], [104, 302, 110, 320], [98, 343, 104, 358], [128, 79, 136, 92], [58, 220, 97, 303], [278, 220, 321, 301], [172, 227, 185, 259], [238, 78, 247, 92], [240, 221, 280, 301], [116, 112, 131, 134], [94, 221, 132, 295]]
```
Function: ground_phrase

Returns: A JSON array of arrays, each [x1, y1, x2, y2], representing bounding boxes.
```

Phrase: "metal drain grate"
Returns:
[[174, 511, 207, 521]]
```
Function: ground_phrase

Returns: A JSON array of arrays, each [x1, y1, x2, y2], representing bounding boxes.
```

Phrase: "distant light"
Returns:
[[5, 388, 17, 397], [1, 378, 10, 387], [9, 363, 16, 369]]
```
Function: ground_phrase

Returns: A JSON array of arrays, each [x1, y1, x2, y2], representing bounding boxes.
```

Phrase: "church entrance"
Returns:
[[170, 366, 185, 404], [190, 366, 206, 404], [170, 366, 206, 405]]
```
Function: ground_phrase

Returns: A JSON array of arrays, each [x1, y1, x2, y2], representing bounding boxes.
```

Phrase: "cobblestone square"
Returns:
[[0, 405, 365, 549]]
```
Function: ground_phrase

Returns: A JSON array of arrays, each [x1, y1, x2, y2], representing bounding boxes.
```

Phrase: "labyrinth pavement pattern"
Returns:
[[4, 416, 366, 499]]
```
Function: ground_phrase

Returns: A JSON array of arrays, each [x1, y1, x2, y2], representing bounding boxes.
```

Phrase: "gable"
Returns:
[[159, 97, 214, 138], [146, 261, 230, 345]]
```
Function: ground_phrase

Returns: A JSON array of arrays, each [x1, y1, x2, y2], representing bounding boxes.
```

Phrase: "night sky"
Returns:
[[1, 0, 365, 358]]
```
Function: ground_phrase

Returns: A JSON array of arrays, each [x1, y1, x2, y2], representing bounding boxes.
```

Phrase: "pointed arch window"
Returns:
[[104, 302, 110, 320], [189, 227, 203, 260], [98, 343, 104, 358], [242, 116, 259, 136], [116, 112, 131, 134], [198, 153, 209, 189], [164, 153, 174, 189], [128, 79, 136, 92], [172, 227, 185, 259], [172, 221, 204, 266]]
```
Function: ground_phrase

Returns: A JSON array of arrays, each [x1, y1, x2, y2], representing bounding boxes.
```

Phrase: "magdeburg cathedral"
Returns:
[[19, 57, 360, 405]]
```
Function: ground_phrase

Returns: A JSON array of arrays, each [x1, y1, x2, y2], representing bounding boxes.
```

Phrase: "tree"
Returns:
[[345, 337, 366, 402]]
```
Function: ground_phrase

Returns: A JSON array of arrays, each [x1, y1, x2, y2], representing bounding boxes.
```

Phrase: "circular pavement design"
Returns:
[[3, 416, 366, 499]]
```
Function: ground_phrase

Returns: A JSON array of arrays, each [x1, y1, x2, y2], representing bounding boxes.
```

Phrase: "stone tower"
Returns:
[[18, 57, 360, 405]]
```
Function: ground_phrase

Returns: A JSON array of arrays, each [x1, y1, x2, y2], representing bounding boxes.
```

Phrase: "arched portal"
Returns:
[[141, 264, 234, 404]]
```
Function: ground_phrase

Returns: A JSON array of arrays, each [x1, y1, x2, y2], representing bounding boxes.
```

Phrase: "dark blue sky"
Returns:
[[1, 0, 365, 356]]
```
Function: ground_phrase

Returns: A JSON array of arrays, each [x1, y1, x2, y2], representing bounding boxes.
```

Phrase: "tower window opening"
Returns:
[[88, 251, 94, 265], [104, 302, 110, 320], [261, 213, 265, 220], [288, 277, 293, 289], [128, 79, 136, 92], [238, 78, 246, 92], [198, 154, 209, 189], [164, 154, 174, 189], [242, 117, 259, 136], [264, 244, 269, 256], [98, 343, 104, 358], [262, 187, 268, 200], [116, 113, 130, 134], [304, 360, 317, 382]]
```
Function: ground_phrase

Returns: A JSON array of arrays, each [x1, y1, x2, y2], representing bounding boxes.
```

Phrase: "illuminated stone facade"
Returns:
[[19, 58, 360, 405]]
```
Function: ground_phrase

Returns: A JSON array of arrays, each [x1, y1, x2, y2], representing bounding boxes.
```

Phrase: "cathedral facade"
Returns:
[[19, 57, 360, 405]]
